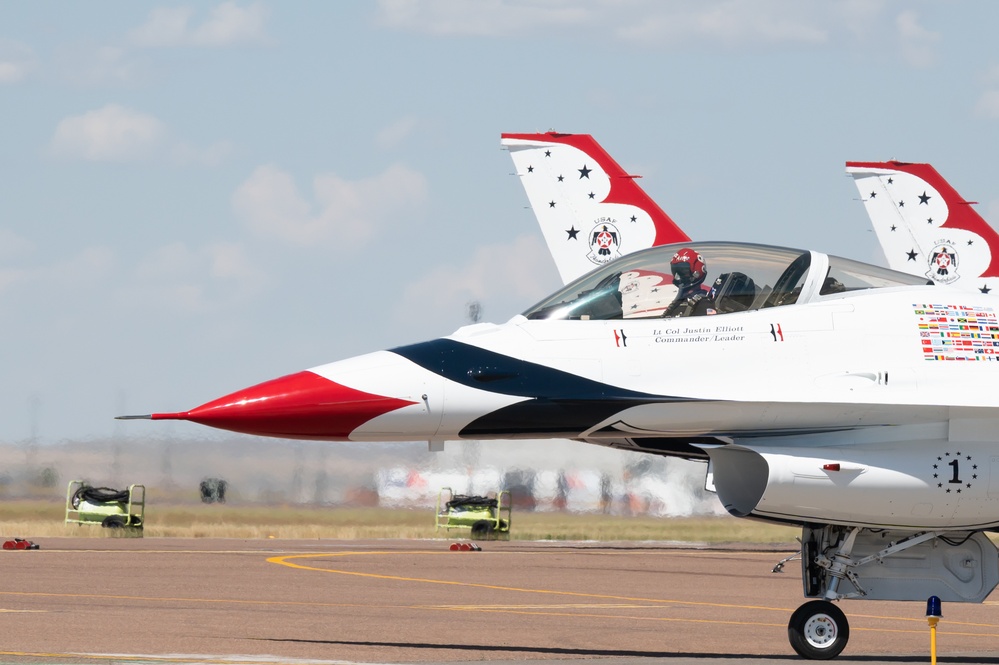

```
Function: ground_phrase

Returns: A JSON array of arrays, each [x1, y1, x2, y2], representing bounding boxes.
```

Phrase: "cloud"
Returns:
[[56, 3, 268, 85], [128, 7, 191, 48], [128, 1, 269, 47], [0, 231, 50, 298], [376, 0, 589, 37], [394, 233, 559, 332], [231, 163, 428, 247], [0, 229, 35, 260], [974, 66, 999, 119], [0, 234, 110, 299], [376, 116, 419, 150], [379, 1, 954, 53], [895, 10, 939, 68], [0, 266, 28, 295], [49, 105, 231, 166], [129, 241, 267, 312], [49, 104, 166, 162], [975, 90, 999, 119], [206, 242, 264, 290], [377, 0, 843, 47], [49, 247, 115, 287], [136, 242, 201, 281], [0, 40, 36, 83], [834, 0, 892, 38], [0, 246, 114, 299], [983, 64, 999, 88], [55, 45, 143, 87], [617, 1, 828, 48]]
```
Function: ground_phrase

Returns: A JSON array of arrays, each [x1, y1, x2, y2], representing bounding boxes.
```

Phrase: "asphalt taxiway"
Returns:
[[1, 537, 997, 664]]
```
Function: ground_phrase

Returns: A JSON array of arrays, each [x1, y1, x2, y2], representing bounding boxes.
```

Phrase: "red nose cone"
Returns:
[[151, 371, 417, 439]]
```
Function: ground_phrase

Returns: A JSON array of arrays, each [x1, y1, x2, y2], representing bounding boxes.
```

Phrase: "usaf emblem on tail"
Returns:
[[587, 219, 622, 265], [927, 242, 959, 284]]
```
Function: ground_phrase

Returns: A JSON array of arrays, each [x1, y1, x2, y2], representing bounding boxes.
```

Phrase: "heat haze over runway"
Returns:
[[1, 538, 998, 664]]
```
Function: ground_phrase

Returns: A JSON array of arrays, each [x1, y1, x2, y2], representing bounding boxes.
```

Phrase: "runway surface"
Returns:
[[1, 537, 998, 664]]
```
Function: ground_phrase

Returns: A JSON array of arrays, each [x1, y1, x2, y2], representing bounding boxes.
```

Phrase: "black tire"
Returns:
[[470, 520, 494, 540], [788, 600, 849, 660], [101, 515, 126, 529]]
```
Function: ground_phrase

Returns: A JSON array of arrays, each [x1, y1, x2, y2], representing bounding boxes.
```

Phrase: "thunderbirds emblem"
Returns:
[[587, 219, 622, 265], [926, 242, 960, 284]]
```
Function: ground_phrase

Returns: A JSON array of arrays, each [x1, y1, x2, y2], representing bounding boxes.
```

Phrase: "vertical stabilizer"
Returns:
[[846, 161, 999, 294], [502, 132, 689, 284]]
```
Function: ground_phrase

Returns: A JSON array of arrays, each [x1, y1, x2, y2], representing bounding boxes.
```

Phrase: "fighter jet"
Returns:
[[121, 149, 999, 661], [846, 161, 999, 294]]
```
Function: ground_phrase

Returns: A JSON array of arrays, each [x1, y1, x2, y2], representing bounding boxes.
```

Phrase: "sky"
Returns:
[[2, 0, 999, 444]]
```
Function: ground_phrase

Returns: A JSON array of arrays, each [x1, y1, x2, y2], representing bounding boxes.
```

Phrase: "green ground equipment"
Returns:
[[65, 481, 145, 532], [435, 488, 511, 540]]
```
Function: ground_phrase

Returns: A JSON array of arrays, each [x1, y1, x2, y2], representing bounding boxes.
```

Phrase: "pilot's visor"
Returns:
[[672, 263, 693, 280]]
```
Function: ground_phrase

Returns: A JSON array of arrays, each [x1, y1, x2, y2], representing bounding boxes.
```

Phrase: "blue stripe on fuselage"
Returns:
[[389, 338, 691, 437]]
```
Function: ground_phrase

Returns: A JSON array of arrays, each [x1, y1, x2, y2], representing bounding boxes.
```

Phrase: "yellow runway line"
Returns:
[[268, 550, 794, 614], [267, 550, 999, 639]]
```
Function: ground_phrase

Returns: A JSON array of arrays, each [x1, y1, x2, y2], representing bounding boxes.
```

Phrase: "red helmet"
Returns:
[[670, 248, 706, 290]]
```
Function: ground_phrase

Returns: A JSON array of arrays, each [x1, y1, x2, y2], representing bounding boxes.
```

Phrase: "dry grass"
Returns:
[[0, 499, 800, 543]]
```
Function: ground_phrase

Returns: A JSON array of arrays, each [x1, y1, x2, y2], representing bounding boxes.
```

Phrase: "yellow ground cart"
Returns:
[[65, 480, 145, 532], [435, 488, 511, 540]]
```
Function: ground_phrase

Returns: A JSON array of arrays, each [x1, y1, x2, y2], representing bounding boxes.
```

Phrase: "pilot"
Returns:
[[663, 248, 713, 317], [821, 275, 846, 295]]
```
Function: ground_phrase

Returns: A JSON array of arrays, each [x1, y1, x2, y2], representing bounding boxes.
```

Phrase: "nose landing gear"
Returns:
[[780, 524, 999, 659], [787, 600, 849, 660]]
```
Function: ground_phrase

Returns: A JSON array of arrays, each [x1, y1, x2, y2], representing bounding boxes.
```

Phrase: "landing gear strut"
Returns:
[[782, 524, 999, 659], [787, 600, 849, 660]]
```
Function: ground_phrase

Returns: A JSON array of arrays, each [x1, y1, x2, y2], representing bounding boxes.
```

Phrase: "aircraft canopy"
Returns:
[[524, 241, 930, 321]]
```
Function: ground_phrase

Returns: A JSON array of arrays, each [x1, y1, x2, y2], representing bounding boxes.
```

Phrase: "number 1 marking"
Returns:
[[949, 459, 962, 484]]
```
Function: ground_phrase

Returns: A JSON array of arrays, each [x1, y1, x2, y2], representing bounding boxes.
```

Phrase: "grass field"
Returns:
[[0, 499, 801, 544]]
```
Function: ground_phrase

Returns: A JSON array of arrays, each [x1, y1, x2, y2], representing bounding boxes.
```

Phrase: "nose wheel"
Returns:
[[787, 600, 849, 660]]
